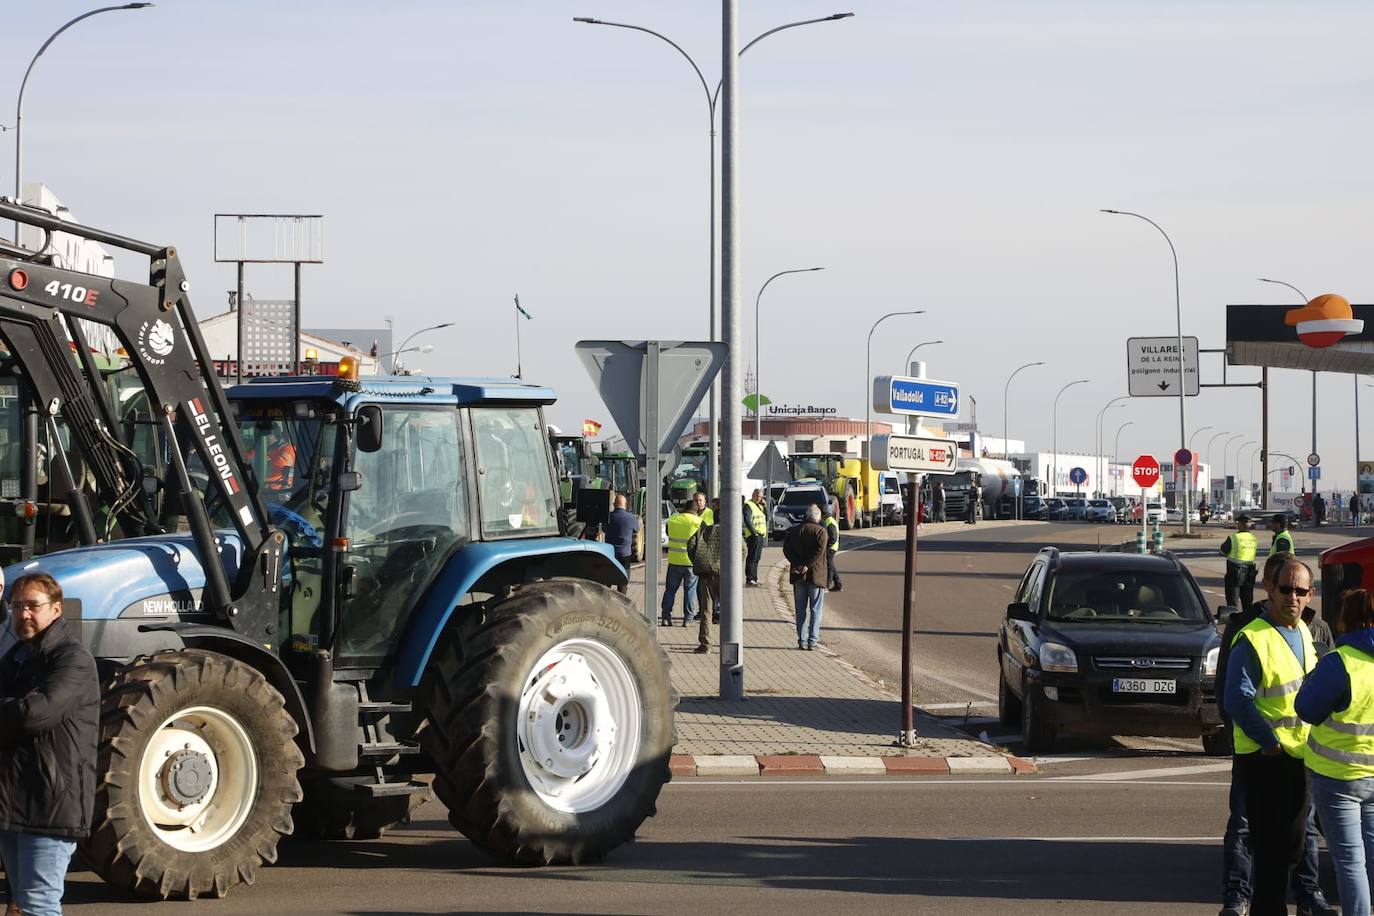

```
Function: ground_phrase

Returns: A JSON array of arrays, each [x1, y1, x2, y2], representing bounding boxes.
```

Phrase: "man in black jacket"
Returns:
[[0, 572, 98, 916]]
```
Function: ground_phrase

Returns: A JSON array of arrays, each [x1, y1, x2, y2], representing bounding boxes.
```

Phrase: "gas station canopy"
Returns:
[[1227, 301, 1374, 374]]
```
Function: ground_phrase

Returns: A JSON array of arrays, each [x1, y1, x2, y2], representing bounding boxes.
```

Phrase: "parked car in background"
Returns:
[[1086, 499, 1118, 523], [771, 482, 832, 539], [1020, 496, 1046, 520], [1063, 497, 1090, 521], [997, 547, 1224, 754], [1144, 500, 1167, 524], [1109, 497, 1135, 524], [1045, 498, 1068, 521]]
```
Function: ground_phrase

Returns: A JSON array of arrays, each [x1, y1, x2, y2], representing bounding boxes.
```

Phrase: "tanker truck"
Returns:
[[927, 458, 1022, 521]]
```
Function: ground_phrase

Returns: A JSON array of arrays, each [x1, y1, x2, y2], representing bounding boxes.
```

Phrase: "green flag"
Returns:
[[514, 295, 532, 320]]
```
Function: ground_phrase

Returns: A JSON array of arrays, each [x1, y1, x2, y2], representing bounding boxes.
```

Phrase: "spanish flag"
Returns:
[[583, 419, 602, 438]]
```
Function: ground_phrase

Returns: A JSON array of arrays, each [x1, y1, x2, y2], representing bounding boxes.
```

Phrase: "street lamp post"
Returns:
[[1114, 421, 1135, 463], [390, 322, 453, 374], [574, 12, 853, 498], [14, 3, 153, 245], [753, 267, 824, 440], [1258, 278, 1315, 510], [1188, 424, 1214, 505], [865, 311, 925, 460], [904, 339, 942, 373], [380, 344, 433, 373], [1051, 379, 1091, 499], [1103, 209, 1190, 533], [1224, 434, 1245, 512], [1095, 396, 1128, 498], [1003, 361, 1044, 463]]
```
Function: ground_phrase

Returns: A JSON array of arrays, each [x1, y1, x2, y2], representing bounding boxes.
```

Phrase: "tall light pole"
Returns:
[[391, 322, 453, 374], [1114, 420, 1135, 463], [1103, 210, 1190, 533], [1051, 379, 1090, 498], [1189, 425, 1214, 503], [1258, 278, 1315, 509], [1241, 442, 1260, 506], [865, 311, 924, 457], [1095, 396, 1128, 498], [753, 267, 824, 440], [14, 3, 153, 245], [1003, 361, 1044, 462], [1206, 430, 1230, 499], [574, 12, 853, 498], [904, 339, 942, 373], [1224, 434, 1245, 511]]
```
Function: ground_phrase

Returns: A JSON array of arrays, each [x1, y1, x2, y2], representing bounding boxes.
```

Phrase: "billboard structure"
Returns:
[[214, 214, 324, 382]]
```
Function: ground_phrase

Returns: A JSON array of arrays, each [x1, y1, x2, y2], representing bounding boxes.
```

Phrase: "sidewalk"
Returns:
[[626, 537, 1031, 776]]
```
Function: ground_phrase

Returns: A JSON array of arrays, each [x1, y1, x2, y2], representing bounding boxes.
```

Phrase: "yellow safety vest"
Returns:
[[1307, 645, 1374, 780], [824, 517, 839, 553], [747, 500, 768, 537], [1269, 529, 1295, 559], [700, 508, 714, 526], [666, 512, 703, 567], [1226, 531, 1258, 565], [1232, 617, 1316, 757]]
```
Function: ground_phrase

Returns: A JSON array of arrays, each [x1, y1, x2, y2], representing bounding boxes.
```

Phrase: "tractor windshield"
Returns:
[[790, 456, 836, 481], [596, 456, 634, 494], [671, 451, 708, 482]]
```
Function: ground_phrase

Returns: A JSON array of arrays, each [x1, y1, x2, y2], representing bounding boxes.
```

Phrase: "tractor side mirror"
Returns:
[[356, 405, 383, 453]]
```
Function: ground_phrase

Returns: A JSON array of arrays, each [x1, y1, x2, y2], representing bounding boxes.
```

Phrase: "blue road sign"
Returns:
[[873, 375, 960, 418], [1069, 467, 1088, 485], [1309, 466, 1322, 480]]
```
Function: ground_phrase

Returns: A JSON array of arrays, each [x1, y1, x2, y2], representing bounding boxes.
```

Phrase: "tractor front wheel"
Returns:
[[82, 650, 303, 899], [420, 579, 674, 865]]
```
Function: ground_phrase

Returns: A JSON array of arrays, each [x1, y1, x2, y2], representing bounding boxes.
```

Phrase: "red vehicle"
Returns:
[[1319, 536, 1374, 629]]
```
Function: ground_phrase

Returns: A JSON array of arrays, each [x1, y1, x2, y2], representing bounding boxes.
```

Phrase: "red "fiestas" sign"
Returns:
[[1132, 455, 1161, 489]]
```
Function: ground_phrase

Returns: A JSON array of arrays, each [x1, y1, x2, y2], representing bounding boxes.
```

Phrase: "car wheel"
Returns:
[[1201, 730, 1232, 757], [1019, 684, 1055, 753], [997, 662, 1021, 727]]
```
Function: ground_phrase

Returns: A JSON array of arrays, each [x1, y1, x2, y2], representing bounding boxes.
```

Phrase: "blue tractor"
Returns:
[[0, 201, 675, 898]]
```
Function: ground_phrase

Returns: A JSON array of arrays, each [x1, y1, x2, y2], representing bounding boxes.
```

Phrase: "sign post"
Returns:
[[871, 432, 958, 746], [1132, 455, 1161, 553]]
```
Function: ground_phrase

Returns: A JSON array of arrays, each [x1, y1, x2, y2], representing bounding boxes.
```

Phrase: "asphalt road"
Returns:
[[823, 519, 1356, 771], [65, 776, 1237, 915]]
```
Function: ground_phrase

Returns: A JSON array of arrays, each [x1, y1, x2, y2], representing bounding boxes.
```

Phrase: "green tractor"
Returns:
[[666, 443, 710, 508], [594, 448, 646, 561]]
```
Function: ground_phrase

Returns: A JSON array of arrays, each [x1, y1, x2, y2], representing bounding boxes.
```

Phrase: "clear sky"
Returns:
[[8, 1, 1374, 491]]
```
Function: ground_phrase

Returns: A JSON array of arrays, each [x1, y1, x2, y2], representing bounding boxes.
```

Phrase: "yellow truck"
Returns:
[[786, 453, 881, 529]]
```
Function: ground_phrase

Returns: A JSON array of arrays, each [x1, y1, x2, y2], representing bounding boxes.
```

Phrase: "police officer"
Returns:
[[1220, 514, 1258, 611], [1268, 512, 1295, 559], [745, 490, 768, 586], [662, 502, 703, 626], [823, 507, 842, 592]]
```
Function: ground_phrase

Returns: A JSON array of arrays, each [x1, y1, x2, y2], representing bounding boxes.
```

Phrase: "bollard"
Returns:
[[1152, 524, 1164, 553], [1136, 530, 1147, 554]]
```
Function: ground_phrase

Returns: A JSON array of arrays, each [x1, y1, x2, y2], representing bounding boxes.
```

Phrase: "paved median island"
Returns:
[[627, 533, 1035, 777]]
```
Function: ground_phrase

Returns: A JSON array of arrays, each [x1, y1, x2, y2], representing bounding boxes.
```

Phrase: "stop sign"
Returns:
[[1132, 455, 1161, 489]]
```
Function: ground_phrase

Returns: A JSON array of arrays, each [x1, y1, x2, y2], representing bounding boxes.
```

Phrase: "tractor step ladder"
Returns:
[[353, 683, 427, 798]]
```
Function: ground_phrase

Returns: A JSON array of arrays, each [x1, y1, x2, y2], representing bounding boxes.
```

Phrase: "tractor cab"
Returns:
[[667, 445, 709, 507]]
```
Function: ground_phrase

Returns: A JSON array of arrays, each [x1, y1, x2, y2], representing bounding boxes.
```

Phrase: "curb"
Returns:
[[669, 753, 1038, 778]]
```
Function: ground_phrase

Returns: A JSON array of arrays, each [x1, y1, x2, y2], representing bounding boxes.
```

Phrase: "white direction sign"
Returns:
[[1127, 336, 1200, 397], [870, 434, 959, 474]]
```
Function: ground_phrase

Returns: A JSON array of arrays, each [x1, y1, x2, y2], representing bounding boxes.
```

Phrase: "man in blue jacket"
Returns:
[[1222, 558, 1337, 916]]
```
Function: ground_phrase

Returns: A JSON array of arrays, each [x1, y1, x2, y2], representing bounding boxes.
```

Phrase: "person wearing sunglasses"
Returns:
[[1299, 588, 1374, 916], [1225, 558, 1336, 916], [1218, 554, 1337, 916], [0, 572, 98, 916]]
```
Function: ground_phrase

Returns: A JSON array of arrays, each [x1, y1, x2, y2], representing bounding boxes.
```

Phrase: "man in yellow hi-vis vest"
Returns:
[[1219, 515, 1259, 611], [745, 490, 768, 586], [661, 503, 703, 627], [1224, 557, 1327, 916]]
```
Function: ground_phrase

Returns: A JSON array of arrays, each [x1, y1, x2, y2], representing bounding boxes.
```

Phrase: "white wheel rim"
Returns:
[[516, 637, 642, 814], [137, 705, 258, 853]]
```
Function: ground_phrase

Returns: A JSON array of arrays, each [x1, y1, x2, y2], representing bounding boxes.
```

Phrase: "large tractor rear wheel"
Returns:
[[839, 484, 856, 530], [82, 650, 304, 899], [420, 579, 674, 865]]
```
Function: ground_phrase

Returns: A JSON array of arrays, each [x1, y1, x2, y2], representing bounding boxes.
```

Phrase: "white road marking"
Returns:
[[1052, 761, 1231, 782], [924, 702, 997, 711]]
